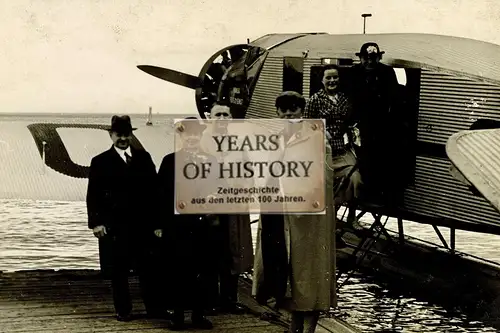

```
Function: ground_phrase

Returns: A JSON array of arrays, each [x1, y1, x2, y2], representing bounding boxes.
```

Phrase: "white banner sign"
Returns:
[[174, 118, 326, 214]]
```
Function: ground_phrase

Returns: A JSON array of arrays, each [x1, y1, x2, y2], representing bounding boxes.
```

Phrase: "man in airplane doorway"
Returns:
[[86, 115, 163, 322], [350, 42, 401, 207], [304, 64, 363, 231]]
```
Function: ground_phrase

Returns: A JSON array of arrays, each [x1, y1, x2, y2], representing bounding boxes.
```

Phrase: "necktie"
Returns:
[[124, 152, 132, 165]]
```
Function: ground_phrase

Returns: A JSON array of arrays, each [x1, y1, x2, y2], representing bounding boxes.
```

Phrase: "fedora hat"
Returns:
[[176, 116, 207, 133], [109, 115, 137, 134], [355, 42, 385, 56]]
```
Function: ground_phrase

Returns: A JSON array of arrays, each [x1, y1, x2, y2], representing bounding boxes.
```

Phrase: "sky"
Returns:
[[0, 0, 499, 114]]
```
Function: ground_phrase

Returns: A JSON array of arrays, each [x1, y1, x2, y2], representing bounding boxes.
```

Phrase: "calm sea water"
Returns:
[[1, 200, 500, 333], [1, 114, 500, 332]]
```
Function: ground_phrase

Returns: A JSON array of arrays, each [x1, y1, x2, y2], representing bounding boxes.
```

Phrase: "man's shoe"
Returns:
[[204, 307, 218, 315], [146, 311, 172, 320], [116, 313, 133, 322], [192, 316, 213, 329], [167, 311, 186, 330], [167, 319, 187, 331], [220, 302, 247, 314]]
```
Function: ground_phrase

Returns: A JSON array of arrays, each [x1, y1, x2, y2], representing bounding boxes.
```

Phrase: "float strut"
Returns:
[[432, 225, 449, 249], [397, 217, 404, 244], [337, 213, 389, 291], [450, 228, 455, 254]]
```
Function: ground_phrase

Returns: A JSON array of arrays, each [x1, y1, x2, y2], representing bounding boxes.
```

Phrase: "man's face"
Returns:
[[210, 106, 232, 120], [210, 105, 232, 131], [322, 68, 339, 94], [276, 106, 302, 120], [110, 131, 132, 150], [180, 130, 202, 150], [360, 45, 381, 70]]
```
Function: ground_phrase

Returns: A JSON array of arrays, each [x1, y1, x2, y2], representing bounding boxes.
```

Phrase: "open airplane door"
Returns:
[[446, 128, 500, 213]]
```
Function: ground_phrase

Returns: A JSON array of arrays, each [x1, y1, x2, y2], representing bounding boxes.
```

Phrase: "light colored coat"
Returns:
[[252, 121, 337, 311]]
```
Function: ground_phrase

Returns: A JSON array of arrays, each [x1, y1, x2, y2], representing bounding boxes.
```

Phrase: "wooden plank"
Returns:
[[0, 270, 359, 333], [1, 315, 275, 332], [0, 270, 285, 333]]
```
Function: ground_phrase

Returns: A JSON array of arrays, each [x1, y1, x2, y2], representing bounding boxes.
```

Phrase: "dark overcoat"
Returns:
[[157, 150, 218, 309], [86, 145, 160, 276]]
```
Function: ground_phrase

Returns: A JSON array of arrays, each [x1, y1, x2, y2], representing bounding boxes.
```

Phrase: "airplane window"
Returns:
[[321, 58, 354, 66], [394, 68, 407, 86]]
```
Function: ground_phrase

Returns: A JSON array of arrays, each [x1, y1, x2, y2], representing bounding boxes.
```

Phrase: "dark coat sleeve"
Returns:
[[86, 156, 108, 229], [141, 150, 162, 230], [340, 96, 355, 135], [158, 154, 175, 226]]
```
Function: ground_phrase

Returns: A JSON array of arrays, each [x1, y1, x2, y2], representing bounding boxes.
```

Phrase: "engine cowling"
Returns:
[[195, 44, 268, 118]]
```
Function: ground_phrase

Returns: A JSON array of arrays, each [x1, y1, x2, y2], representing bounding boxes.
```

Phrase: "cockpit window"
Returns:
[[394, 68, 407, 86]]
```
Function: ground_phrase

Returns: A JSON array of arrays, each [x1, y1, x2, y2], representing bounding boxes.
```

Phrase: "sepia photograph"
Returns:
[[1, 0, 500, 332]]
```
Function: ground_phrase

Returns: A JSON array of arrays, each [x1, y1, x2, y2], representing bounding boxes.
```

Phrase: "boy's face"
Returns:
[[276, 106, 302, 119]]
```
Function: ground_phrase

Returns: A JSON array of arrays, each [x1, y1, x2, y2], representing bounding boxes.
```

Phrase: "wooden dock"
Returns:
[[0, 269, 359, 333]]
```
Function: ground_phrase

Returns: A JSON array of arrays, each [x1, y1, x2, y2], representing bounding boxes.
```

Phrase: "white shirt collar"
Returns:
[[114, 146, 132, 162]]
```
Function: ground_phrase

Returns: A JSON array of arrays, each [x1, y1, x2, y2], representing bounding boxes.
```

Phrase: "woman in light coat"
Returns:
[[252, 91, 336, 333]]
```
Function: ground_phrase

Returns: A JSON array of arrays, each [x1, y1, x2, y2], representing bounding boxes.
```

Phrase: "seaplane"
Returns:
[[135, 32, 500, 232], [3, 31, 500, 327], [134, 32, 500, 325]]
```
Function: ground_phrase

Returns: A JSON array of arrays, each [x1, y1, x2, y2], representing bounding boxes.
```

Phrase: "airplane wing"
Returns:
[[0, 118, 175, 201], [446, 129, 500, 213]]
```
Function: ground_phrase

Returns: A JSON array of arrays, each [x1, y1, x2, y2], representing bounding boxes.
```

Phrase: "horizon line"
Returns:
[[0, 112, 198, 116]]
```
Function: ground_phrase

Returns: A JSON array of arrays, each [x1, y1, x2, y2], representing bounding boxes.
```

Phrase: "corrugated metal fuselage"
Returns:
[[246, 46, 500, 234]]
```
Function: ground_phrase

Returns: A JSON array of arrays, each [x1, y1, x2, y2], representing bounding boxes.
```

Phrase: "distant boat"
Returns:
[[146, 106, 153, 126]]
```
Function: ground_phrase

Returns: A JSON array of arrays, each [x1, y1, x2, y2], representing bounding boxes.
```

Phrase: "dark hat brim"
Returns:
[[107, 127, 137, 132], [109, 115, 136, 133], [356, 50, 385, 56]]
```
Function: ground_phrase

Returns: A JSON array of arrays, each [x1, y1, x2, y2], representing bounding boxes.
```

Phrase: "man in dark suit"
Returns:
[[349, 42, 401, 206], [202, 104, 253, 315], [157, 117, 215, 330], [86, 115, 162, 322]]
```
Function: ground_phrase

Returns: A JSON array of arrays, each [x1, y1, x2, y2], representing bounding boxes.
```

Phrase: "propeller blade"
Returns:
[[137, 65, 202, 89]]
